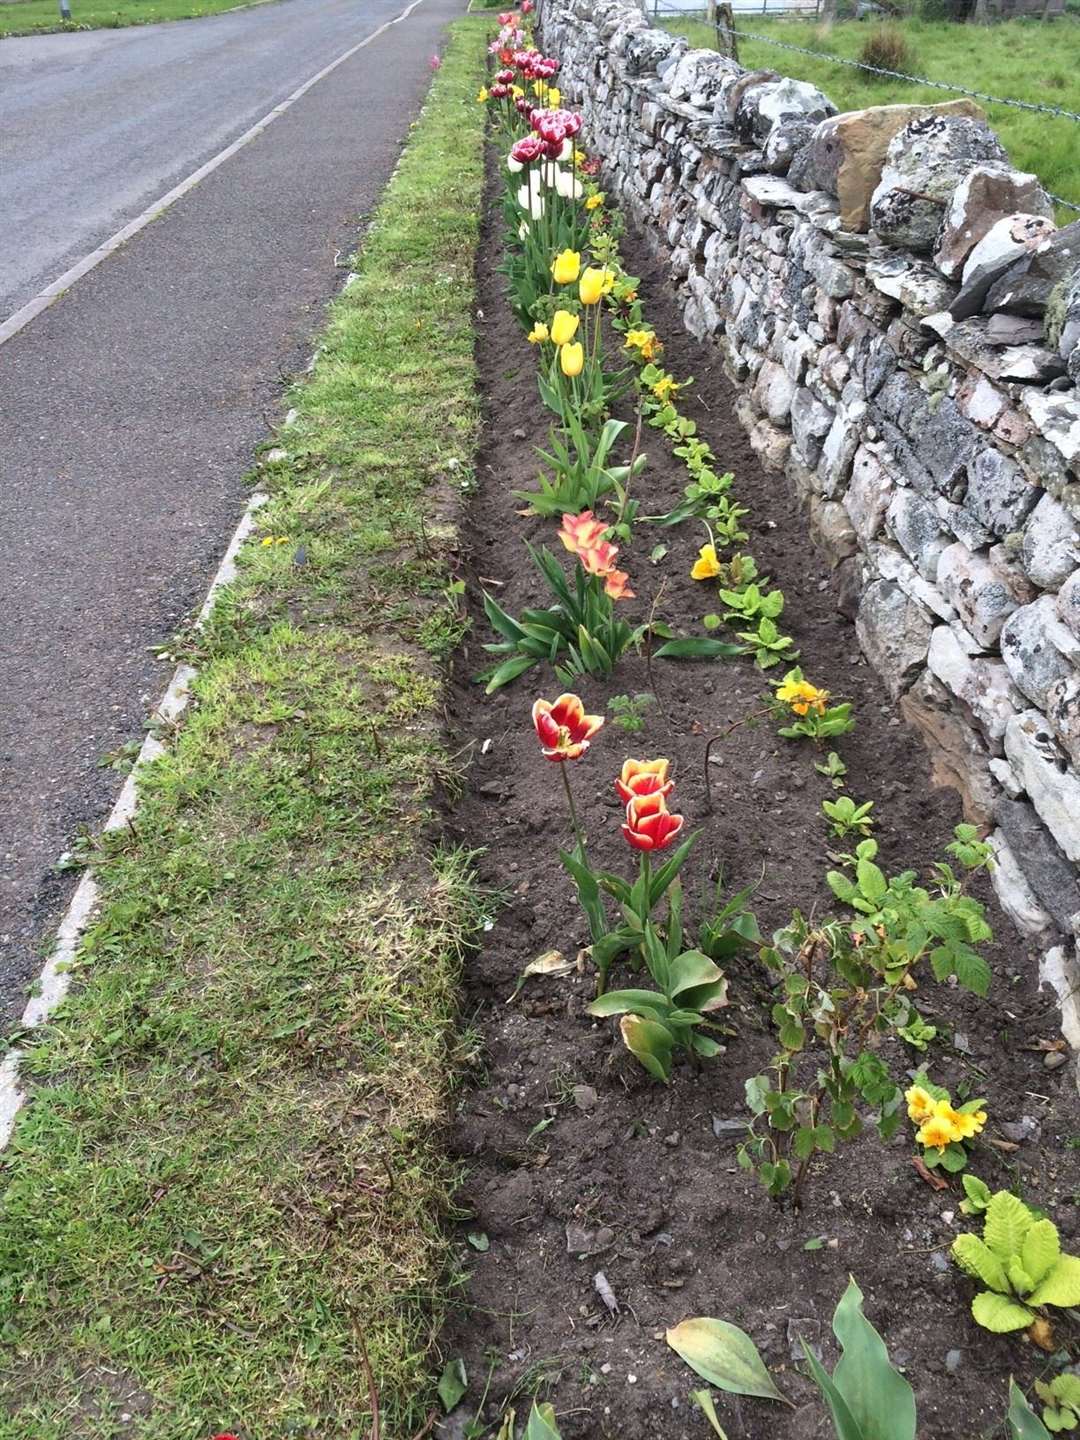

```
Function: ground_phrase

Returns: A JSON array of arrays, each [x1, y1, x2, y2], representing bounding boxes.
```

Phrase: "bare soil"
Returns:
[[437, 163, 1080, 1440]]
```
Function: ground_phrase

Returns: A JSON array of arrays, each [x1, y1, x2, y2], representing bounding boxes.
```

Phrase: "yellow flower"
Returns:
[[585, 192, 605, 211], [579, 266, 613, 306], [551, 249, 581, 285], [511, 84, 524, 99], [550, 309, 580, 346], [548, 86, 561, 107], [625, 328, 660, 361], [775, 678, 828, 717], [917, 1109, 962, 1152], [531, 79, 544, 96], [652, 375, 679, 401], [942, 1104, 987, 1140], [261, 535, 290, 547], [560, 341, 584, 378], [476, 86, 489, 103], [527, 322, 549, 344], [691, 544, 722, 581], [905, 1085, 936, 1124]]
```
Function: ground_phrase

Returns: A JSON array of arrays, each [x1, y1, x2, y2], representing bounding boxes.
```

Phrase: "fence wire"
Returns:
[[653, 8, 1080, 209]]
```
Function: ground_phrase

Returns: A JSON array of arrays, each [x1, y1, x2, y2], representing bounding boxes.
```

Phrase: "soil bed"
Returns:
[[440, 156, 1080, 1439]]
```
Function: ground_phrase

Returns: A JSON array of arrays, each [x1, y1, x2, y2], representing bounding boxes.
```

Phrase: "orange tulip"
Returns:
[[532, 693, 604, 762], [622, 791, 684, 852], [602, 567, 635, 600], [558, 510, 608, 557], [615, 758, 672, 804]]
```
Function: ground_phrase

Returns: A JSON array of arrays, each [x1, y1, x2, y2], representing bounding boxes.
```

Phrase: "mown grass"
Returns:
[[0, 19, 488, 1440], [0, 0, 268, 39], [661, 15, 1080, 212]]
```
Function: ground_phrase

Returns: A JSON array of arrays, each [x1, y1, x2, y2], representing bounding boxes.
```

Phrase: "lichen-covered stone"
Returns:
[[928, 623, 1018, 749], [855, 578, 933, 697], [948, 213, 1057, 321], [964, 446, 1040, 537], [870, 114, 1007, 253], [934, 164, 1054, 280], [996, 797, 1080, 933], [1004, 710, 1080, 863], [886, 487, 950, 581], [937, 542, 1020, 647], [1021, 494, 1077, 590], [1000, 597, 1075, 708], [986, 220, 1080, 317]]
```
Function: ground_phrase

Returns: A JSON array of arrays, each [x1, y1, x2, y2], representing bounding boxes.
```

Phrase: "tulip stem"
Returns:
[[560, 760, 585, 855]]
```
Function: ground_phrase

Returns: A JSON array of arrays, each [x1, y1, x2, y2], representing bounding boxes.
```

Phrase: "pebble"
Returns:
[[574, 1085, 599, 1111], [1045, 1051, 1068, 1069], [930, 1251, 949, 1273], [945, 1349, 963, 1372], [664, 1131, 680, 1147]]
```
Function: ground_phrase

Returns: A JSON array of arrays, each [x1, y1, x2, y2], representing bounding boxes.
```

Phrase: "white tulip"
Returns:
[[507, 154, 523, 173]]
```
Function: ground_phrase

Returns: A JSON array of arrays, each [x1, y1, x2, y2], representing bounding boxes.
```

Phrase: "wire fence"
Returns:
[[652, 5, 1080, 209]]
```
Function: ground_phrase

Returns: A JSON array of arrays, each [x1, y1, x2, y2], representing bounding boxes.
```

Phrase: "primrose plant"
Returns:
[[740, 824, 994, 1201]]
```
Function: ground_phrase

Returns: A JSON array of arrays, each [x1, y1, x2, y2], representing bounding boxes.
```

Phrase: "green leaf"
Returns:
[[1027, 1253, 1080, 1308], [831, 1277, 916, 1440], [1008, 1380, 1054, 1440], [970, 1292, 1033, 1332], [524, 1401, 563, 1440], [802, 1339, 865, 1440], [855, 858, 887, 904], [589, 988, 669, 1018], [666, 1318, 790, 1404], [466, 1231, 489, 1252], [985, 1191, 1035, 1263], [826, 870, 858, 904], [619, 1013, 673, 1082], [951, 1234, 1010, 1294], [1021, 1220, 1061, 1289], [691, 1391, 729, 1438], [654, 637, 745, 660], [668, 949, 725, 999], [961, 1175, 992, 1212], [438, 1358, 467, 1412]]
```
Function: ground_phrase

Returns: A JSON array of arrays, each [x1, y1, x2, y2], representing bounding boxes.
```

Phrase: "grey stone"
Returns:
[[985, 220, 1080, 317], [934, 163, 1054, 280], [1021, 494, 1077, 590], [948, 213, 1058, 321], [844, 446, 893, 543], [928, 623, 1018, 748], [870, 114, 1008, 253], [887, 488, 951, 581], [818, 410, 860, 498], [988, 832, 1057, 942], [1054, 267, 1080, 363], [754, 357, 795, 425], [964, 447, 1041, 538], [735, 75, 834, 146], [1000, 597, 1075, 708], [986, 314, 1045, 346], [855, 579, 933, 697], [623, 27, 681, 77], [865, 255, 956, 318], [937, 542, 1020, 647], [1004, 710, 1080, 863], [763, 118, 815, 177], [1057, 570, 1080, 640], [1046, 670, 1080, 770], [1022, 391, 1080, 467], [791, 387, 834, 468], [900, 669, 998, 824], [996, 797, 1080, 932]]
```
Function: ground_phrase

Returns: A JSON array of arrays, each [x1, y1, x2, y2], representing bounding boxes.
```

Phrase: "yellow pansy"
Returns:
[[560, 341, 584, 378], [690, 544, 722, 581], [625, 328, 660, 361], [476, 86, 489, 103], [905, 1085, 936, 1123], [775, 678, 828, 717], [551, 249, 581, 285], [585, 192, 605, 211], [549, 309, 580, 346], [579, 267, 614, 306], [527, 322, 549, 344]]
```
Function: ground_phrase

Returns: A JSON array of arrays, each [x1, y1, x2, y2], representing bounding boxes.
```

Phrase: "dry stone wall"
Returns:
[[538, 0, 1080, 1041]]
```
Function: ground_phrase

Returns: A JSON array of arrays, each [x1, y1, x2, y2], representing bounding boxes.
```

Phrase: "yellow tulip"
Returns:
[[579, 267, 613, 306], [527, 322, 549, 344], [476, 87, 489, 103], [551, 249, 581, 285], [548, 86, 561, 107], [560, 342, 584, 378], [550, 309, 580, 346]]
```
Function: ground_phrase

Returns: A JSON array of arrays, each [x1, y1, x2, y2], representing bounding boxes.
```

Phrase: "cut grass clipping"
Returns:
[[0, 20, 488, 1440]]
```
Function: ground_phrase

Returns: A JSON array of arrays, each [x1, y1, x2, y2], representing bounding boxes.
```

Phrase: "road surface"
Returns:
[[0, 0, 464, 1025]]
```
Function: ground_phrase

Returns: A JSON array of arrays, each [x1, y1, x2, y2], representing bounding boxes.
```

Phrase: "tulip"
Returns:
[[560, 341, 584, 378], [579, 267, 613, 306], [548, 85, 561, 107], [527, 322, 549, 344], [558, 510, 608, 555], [509, 135, 544, 166], [554, 166, 583, 200], [551, 249, 581, 285], [518, 221, 530, 241], [622, 791, 684, 852], [517, 182, 544, 220], [549, 309, 579, 346], [532, 692, 604, 762], [615, 759, 673, 804], [578, 538, 620, 577], [602, 567, 635, 600]]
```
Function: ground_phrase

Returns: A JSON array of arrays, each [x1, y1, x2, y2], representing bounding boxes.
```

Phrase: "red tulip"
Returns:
[[533, 693, 604, 761], [622, 791, 684, 851], [498, 9, 515, 21], [615, 758, 673, 804], [509, 135, 544, 166]]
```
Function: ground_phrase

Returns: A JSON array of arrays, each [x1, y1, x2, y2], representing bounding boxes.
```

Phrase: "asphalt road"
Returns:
[[0, 0, 465, 1026]]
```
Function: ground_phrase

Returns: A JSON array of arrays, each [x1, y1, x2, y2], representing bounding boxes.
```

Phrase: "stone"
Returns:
[[1040, 946, 1080, 1055], [865, 256, 956, 318], [871, 542, 954, 622], [666, 50, 743, 110], [763, 118, 816, 177], [1004, 710, 1080, 863], [818, 409, 861, 498], [1022, 391, 1080, 468], [986, 221, 1080, 317], [988, 832, 1057, 941], [735, 76, 834, 146], [1046, 670, 1080, 770], [870, 113, 1007, 253], [791, 99, 983, 233], [928, 624, 1018, 748], [996, 797, 1080, 933], [887, 488, 951, 580], [900, 670, 998, 824], [749, 419, 791, 471], [948, 213, 1057, 321], [1058, 571, 1080, 640], [986, 314, 1045, 346], [754, 358, 795, 425], [957, 374, 1006, 431], [964, 447, 1041, 538], [937, 542, 1020, 647], [1021, 494, 1077, 590], [855, 579, 933, 697], [844, 446, 893, 543], [809, 495, 858, 562], [934, 164, 1054, 280], [791, 387, 834, 468], [1054, 267, 1080, 365], [1000, 597, 1075, 708], [623, 27, 682, 77]]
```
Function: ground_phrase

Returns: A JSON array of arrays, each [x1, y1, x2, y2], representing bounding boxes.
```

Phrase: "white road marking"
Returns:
[[0, 0, 426, 347]]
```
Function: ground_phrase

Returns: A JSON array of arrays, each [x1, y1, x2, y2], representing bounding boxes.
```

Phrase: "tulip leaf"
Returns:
[[654, 637, 744, 661], [619, 1013, 673, 1082], [438, 1358, 467, 1413], [802, 1340, 865, 1440], [830, 1278, 916, 1440], [589, 988, 670, 1018], [666, 1318, 790, 1404], [691, 1390, 730, 1438], [524, 1401, 563, 1440], [1008, 1380, 1054, 1440]]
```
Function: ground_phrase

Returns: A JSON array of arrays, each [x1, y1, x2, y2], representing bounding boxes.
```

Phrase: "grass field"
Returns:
[[0, 0, 267, 37], [660, 14, 1080, 212], [0, 19, 488, 1439]]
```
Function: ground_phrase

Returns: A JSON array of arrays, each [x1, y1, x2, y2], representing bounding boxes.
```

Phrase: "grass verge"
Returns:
[[661, 15, 1080, 213], [0, 19, 488, 1440], [0, 0, 276, 39]]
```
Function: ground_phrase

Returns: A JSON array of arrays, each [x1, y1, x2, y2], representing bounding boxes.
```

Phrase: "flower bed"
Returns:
[[434, 18, 1080, 1438]]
